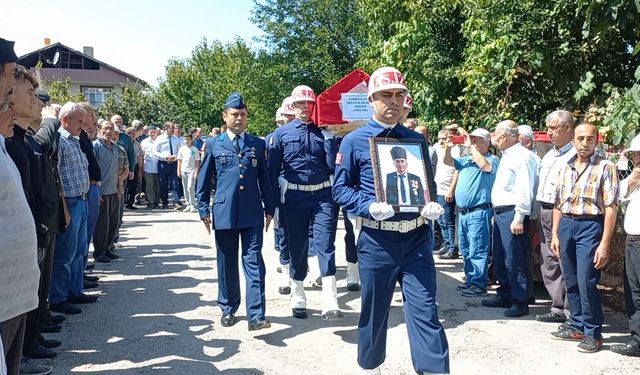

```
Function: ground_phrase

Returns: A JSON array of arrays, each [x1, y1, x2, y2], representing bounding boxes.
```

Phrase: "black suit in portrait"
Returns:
[[385, 172, 425, 205]]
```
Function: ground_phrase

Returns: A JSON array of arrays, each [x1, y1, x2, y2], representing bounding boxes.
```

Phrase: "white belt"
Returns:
[[287, 180, 331, 192], [361, 217, 426, 233]]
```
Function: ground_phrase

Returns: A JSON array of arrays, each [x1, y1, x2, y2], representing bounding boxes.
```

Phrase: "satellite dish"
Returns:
[[45, 51, 60, 66]]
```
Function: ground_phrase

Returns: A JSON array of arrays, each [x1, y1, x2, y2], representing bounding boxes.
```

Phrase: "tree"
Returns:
[[158, 39, 288, 135], [96, 83, 172, 128], [251, 0, 369, 91], [42, 77, 85, 104]]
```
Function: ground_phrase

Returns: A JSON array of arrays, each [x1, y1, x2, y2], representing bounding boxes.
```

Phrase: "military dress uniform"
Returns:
[[267, 114, 340, 318], [332, 119, 449, 373], [196, 125, 275, 326]]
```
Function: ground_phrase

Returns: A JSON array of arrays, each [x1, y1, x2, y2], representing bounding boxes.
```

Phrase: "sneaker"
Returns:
[[577, 336, 603, 353], [558, 321, 571, 331], [20, 360, 52, 375], [462, 285, 488, 297], [550, 326, 585, 341], [456, 283, 470, 291]]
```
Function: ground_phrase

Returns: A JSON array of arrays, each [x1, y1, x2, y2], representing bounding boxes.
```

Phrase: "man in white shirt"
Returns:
[[482, 120, 537, 318], [534, 110, 576, 324], [154, 122, 182, 209], [612, 134, 640, 357], [176, 134, 201, 212], [141, 126, 160, 209]]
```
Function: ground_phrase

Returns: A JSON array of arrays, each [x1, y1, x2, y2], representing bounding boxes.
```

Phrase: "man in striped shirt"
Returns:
[[550, 123, 618, 353]]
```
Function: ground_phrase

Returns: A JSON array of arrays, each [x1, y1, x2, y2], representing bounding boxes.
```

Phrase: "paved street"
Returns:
[[42, 209, 639, 374]]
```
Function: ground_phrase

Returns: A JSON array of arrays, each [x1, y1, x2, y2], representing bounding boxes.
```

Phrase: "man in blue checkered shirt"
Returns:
[[49, 102, 99, 315]]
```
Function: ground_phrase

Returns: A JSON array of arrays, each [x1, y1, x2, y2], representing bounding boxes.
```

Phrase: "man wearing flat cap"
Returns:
[[385, 146, 426, 206], [197, 92, 275, 331]]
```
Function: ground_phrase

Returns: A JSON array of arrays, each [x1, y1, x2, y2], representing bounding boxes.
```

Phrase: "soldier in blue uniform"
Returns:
[[332, 67, 449, 375], [267, 85, 341, 320], [265, 105, 291, 295], [196, 92, 275, 331]]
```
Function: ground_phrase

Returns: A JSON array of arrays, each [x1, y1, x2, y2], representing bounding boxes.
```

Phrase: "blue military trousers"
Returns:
[[281, 189, 338, 281], [49, 196, 87, 304], [558, 216, 604, 339], [492, 209, 530, 305], [357, 224, 449, 373], [214, 226, 267, 322], [458, 207, 492, 289]]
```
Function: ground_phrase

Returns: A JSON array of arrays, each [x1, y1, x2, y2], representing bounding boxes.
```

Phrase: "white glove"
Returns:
[[421, 202, 445, 220], [278, 176, 288, 204], [369, 202, 395, 221], [321, 129, 336, 139], [273, 207, 280, 228]]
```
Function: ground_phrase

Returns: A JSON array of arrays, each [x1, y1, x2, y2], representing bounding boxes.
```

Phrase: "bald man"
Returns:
[[482, 120, 537, 318]]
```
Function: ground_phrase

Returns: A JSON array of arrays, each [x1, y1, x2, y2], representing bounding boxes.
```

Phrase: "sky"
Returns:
[[2, 0, 264, 86]]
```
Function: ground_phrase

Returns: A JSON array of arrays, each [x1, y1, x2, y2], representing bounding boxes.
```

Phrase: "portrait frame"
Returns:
[[369, 137, 436, 213]]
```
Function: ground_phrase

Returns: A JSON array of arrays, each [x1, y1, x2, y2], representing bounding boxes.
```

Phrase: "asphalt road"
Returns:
[[39, 209, 640, 374]]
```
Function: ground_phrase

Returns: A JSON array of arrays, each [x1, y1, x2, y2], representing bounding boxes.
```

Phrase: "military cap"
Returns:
[[390, 146, 407, 160], [224, 92, 247, 109], [0, 38, 17, 65]]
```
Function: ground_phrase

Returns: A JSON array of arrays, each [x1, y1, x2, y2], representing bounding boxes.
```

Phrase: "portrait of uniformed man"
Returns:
[[384, 145, 425, 206]]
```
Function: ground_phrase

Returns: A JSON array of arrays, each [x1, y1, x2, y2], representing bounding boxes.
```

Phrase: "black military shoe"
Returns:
[[83, 281, 99, 289], [503, 304, 529, 318], [292, 308, 307, 319], [36, 334, 61, 349], [68, 294, 99, 304], [220, 313, 237, 327], [248, 319, 271, 331], [105, 250, 120, 260], [94, 255, 111, 263], [481, 295, 511, 308], [322, 310, 343, 320]]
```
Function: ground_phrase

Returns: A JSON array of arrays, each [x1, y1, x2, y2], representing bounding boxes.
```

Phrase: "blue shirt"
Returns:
[[57, 127, 89, 198], [267, 119, 337, 195], [454, 153, 499, 209], [92, 138, 119, 195]]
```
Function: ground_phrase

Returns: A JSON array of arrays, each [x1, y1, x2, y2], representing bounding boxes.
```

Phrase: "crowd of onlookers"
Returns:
[[0, 38, 209, 375], [405, 114, 640, 356]]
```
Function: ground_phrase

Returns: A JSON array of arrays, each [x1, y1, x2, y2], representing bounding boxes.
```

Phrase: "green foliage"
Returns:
[[158, 39, 289, 136], [96, 84, 171, 128], [42, 77, 85, 104], [252, 0, 368, 91]]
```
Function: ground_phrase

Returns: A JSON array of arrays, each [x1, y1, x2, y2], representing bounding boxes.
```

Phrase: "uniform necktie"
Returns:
[[400, 174, 407, 204], [233, 135, 242, 153]]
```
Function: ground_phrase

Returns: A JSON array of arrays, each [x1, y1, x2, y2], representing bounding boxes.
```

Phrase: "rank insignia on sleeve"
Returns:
[[335, 152, 343, 165]]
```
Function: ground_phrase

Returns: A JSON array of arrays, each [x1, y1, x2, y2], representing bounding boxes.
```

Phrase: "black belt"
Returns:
[[627, 235, 640, 241], [540, 202, 554, 210], [561, 213, 603, 220], [493, 205, 515, 214], [459, 203, 492, 215]]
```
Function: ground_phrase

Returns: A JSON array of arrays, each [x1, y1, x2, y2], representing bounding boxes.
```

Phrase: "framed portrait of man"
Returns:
[[369, 138, 436, 213]]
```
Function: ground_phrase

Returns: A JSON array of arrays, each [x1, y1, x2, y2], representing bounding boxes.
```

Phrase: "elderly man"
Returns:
[[92, 121, 121, 263], [612, 134, 640, 357], [49, 103, 99, 315], [154, 122, 182, 209], [444, 128, 499, 296], [535, 110, 576, 324], [550, 123, 618, 353], [482, 120, 537, 317], [385, 146, 426, 205], [141, 126, 160, 209], [333, 67, 448, 375]]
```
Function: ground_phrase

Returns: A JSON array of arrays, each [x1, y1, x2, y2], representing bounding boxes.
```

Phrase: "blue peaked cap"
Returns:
[[224, 92, 247, 109]]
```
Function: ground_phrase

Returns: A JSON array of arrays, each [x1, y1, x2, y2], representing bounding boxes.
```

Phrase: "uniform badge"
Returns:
[[335, 152, 343, 165], [252, 159, 257, 167]]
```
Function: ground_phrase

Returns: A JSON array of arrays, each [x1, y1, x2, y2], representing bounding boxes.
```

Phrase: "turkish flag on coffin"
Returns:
[[314, 68, 370, 127]]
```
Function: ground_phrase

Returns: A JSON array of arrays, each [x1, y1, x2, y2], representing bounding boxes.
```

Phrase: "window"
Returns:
[[82, 87, 113, 107]]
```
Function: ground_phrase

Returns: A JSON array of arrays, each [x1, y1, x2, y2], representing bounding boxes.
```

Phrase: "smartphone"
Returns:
[[451, 135, 465, 145]]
